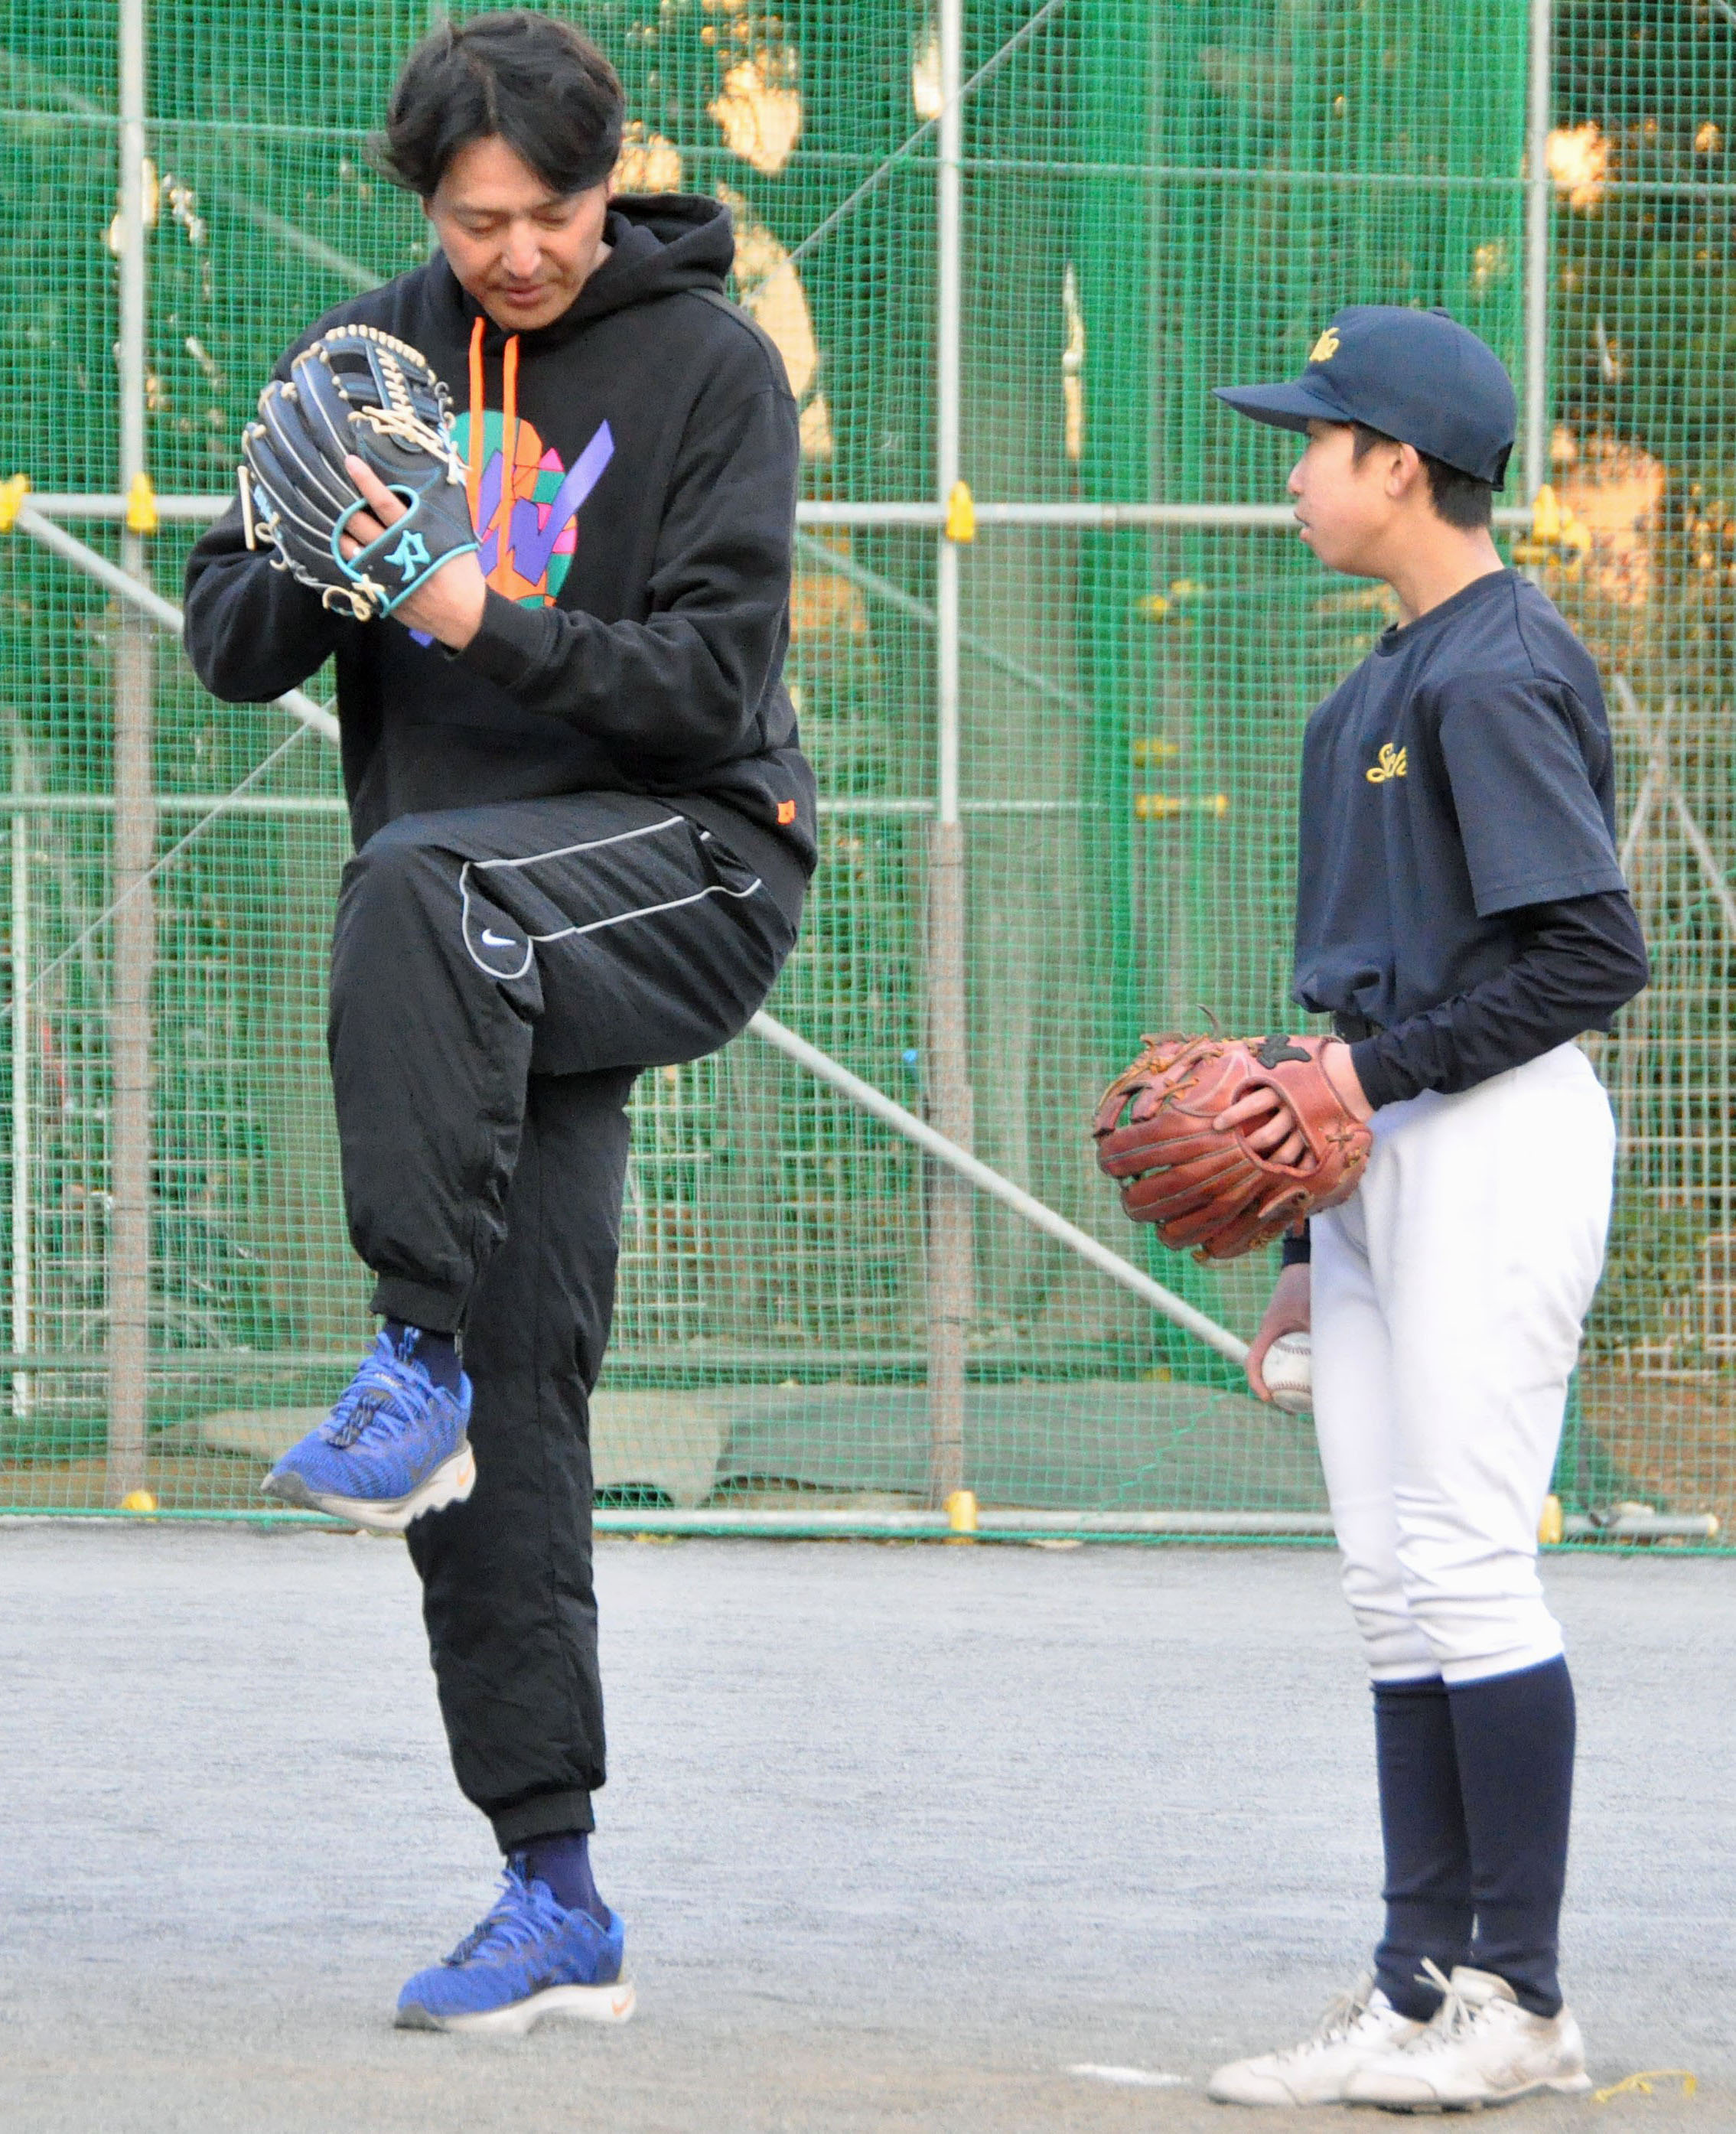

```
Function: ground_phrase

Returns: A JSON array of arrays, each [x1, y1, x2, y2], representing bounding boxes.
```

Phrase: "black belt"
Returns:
[[1332, 1012, 1386, 1042]]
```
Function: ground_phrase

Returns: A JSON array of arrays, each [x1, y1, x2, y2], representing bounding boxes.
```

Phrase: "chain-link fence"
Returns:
[[1, 0, 1731, 1541]]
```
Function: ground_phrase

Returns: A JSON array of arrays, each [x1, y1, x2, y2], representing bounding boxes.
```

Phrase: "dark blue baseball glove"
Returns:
[[239, 325, 477, 621]]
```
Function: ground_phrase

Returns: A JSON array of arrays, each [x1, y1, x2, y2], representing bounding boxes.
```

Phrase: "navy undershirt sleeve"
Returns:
[[1347, 889, 1648, 1109]]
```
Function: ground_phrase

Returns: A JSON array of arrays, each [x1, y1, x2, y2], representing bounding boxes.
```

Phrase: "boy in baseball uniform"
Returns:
[[1204, 308, 1647, 2110]]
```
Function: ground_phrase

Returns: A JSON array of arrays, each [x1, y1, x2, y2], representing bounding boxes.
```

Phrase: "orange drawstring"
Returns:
[[500, 333, 519, 588], [466, 315, 485, 537], [464, 318, 522, 591]]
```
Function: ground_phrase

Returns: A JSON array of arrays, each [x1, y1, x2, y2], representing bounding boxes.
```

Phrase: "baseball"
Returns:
[[1261, 1331, 1313, 1416]]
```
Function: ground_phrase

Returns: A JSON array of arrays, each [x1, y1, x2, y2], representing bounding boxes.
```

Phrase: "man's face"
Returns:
[[1287, 419, 1402, 575], [425, 135, 611, 333]]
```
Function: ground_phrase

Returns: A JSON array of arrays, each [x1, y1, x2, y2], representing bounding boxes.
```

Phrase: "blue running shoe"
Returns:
[[261, 1331, 474, 1532], [395, 1861, 636, 2035]]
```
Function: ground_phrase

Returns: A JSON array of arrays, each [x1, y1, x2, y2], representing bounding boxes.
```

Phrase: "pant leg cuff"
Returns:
[[1441, 1640, 1565, 1688], [369, 1276, 468, 1336], [491, 1791, 595, 1851]]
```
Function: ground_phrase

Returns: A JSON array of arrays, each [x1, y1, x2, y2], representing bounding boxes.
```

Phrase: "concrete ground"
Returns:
[[0, 1525, 1727, 2132]]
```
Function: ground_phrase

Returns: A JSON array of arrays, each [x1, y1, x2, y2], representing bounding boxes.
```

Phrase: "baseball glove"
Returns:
[[1092, 1031, 1372, 1262], [238, 324, 477, 622]]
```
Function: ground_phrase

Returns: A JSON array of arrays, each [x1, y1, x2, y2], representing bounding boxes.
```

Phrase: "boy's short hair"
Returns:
[[1350, 422, 1494, 532], [369, 9, 624, 200]]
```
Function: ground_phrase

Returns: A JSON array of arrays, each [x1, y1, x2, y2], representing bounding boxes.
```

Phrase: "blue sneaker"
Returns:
[[395, 1860, 637, 2035], [261, 1331, 475, 1532]]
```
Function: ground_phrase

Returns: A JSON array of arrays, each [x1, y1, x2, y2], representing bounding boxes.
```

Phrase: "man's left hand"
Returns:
[[340, 455, 488, 650]]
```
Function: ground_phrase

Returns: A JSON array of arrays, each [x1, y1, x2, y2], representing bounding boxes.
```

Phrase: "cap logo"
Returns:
[[1310, 327, 1341, 363]]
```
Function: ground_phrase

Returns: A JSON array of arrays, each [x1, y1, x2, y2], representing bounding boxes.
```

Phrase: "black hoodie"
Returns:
[[183, 195, 814, 916]]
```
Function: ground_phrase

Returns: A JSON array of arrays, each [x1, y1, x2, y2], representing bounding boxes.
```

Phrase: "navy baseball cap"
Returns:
[[1213, 306, 1516, 487]]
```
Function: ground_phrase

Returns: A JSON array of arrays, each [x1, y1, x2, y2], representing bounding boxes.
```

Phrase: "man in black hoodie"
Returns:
[[183, 10, 811, 2033]]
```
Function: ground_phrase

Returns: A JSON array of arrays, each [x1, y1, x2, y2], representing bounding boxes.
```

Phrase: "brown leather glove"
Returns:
[[1092, 1032, 1373, 1262]]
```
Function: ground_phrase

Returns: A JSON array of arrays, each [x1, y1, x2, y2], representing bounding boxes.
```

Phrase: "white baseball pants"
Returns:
[[1311, 1044, 1616, 1686]]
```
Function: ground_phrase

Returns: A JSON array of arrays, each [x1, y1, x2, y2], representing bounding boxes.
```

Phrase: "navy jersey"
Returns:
[[1294, 569, 1625, 1028]]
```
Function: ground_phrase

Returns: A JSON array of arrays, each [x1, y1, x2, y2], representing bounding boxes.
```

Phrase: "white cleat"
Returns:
[[1207, 1973, 1426, 2106], [1341, 1961, 1592, 2112]]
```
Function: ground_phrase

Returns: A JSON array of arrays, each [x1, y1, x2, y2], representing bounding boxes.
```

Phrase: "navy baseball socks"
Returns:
[[261, 1319, 475, 1531], [1373, 1657, 1575, 2019], [395, 1833, 635, 2035], [1210, 1658, 1590, 2108], [1371, 1675, 1474, 2018], [1342, 1657, 1590, 2109]]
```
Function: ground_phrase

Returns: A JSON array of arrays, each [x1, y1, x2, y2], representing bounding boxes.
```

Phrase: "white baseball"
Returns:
[[1261, 1331, 1313, 1416]]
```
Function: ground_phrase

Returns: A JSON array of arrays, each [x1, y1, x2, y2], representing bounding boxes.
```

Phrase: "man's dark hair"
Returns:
[[1350, 422, 1495, 532], [369, 10, 624, 200]]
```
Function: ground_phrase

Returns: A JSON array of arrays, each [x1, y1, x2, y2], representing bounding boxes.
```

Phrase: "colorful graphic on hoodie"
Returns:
[[454, 408, 615, 608]]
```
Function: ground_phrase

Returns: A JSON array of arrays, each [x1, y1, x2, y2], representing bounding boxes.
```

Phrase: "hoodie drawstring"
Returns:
[[500, 332, 519, 589], [467, 315, 484, 537], [465, 314, 520, 591]]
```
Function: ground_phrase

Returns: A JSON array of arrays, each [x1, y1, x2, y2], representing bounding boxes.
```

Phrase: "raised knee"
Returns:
[[347, 819, 450, 911]]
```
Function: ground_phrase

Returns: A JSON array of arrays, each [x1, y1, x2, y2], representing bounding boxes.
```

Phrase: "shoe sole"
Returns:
[[1208, 2079, 1342, 2105], [396, 1977, 637, 2035], [261, 1445, 477, 1533], [1347, 2071, 1593, 2112]]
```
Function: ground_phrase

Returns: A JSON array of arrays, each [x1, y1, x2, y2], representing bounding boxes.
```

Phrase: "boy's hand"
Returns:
[[1211, 1038, 1373, 1164], [1094, 1031, 1373, 1261], [1319, 1038, 1373, 1121], [1246, 1261, 1311, 1402]]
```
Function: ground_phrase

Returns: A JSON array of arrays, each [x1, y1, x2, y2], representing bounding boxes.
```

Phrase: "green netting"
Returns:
[[0, 2, 1731, 1539]]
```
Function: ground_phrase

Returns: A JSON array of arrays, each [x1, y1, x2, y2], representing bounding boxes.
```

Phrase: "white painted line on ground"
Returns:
[[1067, 2063, 1190, 2088]]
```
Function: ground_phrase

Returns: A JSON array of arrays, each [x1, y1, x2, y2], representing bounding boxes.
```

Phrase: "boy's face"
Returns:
[[426, 135, 611, 333], [1287, 419, 1401, 575]]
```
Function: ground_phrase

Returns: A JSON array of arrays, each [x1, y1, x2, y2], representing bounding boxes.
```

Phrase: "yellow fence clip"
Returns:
[[1514, 482, 1592, 566], [944, 479, 975, 544], [125, 470, 159, 535], [0, 472, 30, 531], [1538, 1493, 1564, 1546], [1135, 791, 1230, 821], [945, 1488, 979, 1540]]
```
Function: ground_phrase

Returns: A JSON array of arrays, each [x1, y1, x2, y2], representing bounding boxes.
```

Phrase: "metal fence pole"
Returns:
[[21, 495, 1542, 531], [924, 0, 975, 1508], [1523, 0, 1552, 501], [8, 806, 31, 1423], [106, 0, 153, 1504]]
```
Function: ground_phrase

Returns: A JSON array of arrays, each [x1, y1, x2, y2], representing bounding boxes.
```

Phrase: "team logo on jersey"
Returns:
[[1311, 327, 1341, 363], [1366, 743, 1408, 784]]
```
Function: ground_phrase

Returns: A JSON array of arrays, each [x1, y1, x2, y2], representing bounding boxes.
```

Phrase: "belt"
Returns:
[[1332, 1012, 1386, 1042]]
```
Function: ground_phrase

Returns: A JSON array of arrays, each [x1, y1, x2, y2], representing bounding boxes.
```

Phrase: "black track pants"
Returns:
[[327, 793, 798, 1846]]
